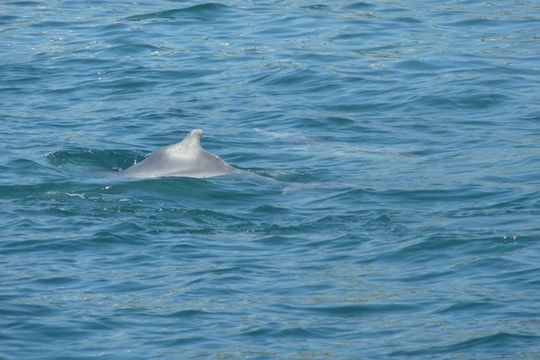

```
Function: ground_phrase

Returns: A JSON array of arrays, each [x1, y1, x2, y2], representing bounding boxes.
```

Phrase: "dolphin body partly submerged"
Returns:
[[120, 129, 233, 179]]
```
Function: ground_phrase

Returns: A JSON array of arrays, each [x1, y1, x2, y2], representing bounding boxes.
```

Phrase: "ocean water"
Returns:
[[1, 0, 540, 358]]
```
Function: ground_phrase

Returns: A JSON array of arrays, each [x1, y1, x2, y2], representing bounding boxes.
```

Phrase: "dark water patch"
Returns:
[[302, 233, 368, 254], [251, 235, 298, 247], [98, 78, 161, 94], [343, 2, 376, 10], [273, 327, 322, 338], [331, 32, 370, 41], [31, 276, 78, 286], [252, 169, 317, 183], [4, 158, 63, 178], [436, 300, 502, 315], [396, 59, 447, 72], [28, 20, 78, 29], [95, 280, 162, 293], [1, 228, 149, 255], [445, 191, 540, 219], [497, 265, 540, 285], [125, 3, 235, 22], [154, 336, 211, 347], [409, 92, 508, 110], [457, 256, 530, 278], [249, 67, 323, 91], [0, 303, 54, 318], [251, 205, 290, 214], [324, 116, 355, 126], [391, 16, 423, 24], [161, 309, 216, 319], [446, 18, 503, 28], [300, 4, 329, 11], [322, 187, 507, 208], [46, 148, 138, 175], [2, 0, 540, 358], [4, 1, 41, 5], [150, 68, 222, 81], [392, 332, 540, 357], [0, 181, 77, 197], [0, 14, 19, 24], [183, 208, 245, 224], [105, 43, 162, 56], [282, 302, 417, 317], [395, 233, 508, 257]]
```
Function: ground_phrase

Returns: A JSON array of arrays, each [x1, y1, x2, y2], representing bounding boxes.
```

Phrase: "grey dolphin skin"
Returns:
[[120, 129, 232, 179]]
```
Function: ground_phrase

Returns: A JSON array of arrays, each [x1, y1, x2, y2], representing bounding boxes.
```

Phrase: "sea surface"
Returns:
[[1, 0, 540, 359]]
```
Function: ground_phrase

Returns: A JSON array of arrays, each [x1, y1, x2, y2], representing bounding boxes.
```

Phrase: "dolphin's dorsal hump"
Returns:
[[121, 128, 232, 178], [176, 129, 202, 151]]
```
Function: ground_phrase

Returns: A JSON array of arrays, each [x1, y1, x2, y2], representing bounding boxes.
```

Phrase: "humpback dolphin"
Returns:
[[120, 129, 232, 179]]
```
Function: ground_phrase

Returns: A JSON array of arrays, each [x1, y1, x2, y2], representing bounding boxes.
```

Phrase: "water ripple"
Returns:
[[1, 0, 540, 358]]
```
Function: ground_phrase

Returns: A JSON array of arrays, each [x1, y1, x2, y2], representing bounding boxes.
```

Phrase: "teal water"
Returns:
[[1, 1, 540, 358]]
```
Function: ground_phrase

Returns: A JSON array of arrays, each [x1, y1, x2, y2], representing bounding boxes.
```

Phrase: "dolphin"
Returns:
[[120, 129, 232, 179]]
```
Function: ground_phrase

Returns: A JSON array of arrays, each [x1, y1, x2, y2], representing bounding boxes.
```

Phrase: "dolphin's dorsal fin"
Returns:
[[177, 129, 202, 150], [121, 128, 232, 178]]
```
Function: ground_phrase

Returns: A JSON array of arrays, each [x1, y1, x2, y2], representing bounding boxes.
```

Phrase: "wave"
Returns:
[[125, 3, 235, 22]]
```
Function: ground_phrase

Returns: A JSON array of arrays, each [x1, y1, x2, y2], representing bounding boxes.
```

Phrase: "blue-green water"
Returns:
[[1, 0, 540, 358]]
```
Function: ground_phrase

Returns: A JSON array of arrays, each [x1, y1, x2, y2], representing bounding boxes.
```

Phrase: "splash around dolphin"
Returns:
[[120, 129, 233, 179]]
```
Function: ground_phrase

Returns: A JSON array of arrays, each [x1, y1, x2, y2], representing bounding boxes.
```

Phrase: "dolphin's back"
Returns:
[[120, 129, 232, 179]]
